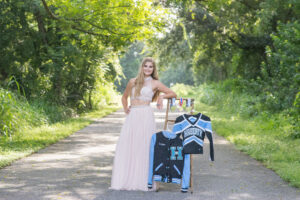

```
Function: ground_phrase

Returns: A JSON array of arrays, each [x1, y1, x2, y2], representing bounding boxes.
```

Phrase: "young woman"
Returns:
[[109, 57, 177, 191]]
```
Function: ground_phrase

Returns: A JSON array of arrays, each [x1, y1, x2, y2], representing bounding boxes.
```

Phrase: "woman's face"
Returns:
[[143, 61, 154, 77]]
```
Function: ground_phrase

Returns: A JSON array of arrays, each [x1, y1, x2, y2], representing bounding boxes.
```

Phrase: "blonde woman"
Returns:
[[109, 57, 177, 191]]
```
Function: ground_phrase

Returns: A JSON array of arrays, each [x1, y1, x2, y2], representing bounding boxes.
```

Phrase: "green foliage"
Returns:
[[0, 0, 167, 110], [159, 64, 194, 87], [88, 81, 120, 111], [114, 40, 194, 93], [0, 0, 167, 140], [261, 20, 300, 111], [115, 41, 148, 93], [0, 105, 120, 168], [0, 87, 74, 137], [0, 89, 19, 138], [173, 79, 299, 138], [152, 0, 299, 117], [0, 85, 121, 139], [170, 83, 196, 97]]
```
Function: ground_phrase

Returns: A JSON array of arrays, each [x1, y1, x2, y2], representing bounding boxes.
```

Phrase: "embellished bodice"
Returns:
[[130, 76, 154, 103]]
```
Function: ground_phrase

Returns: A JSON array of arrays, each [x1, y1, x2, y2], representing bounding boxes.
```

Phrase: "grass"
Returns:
[[172, 83, 300, 188], [0, 105, 121, 169]]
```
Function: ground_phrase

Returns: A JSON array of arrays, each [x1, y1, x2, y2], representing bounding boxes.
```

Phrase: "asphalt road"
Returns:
[[0, 102, 299, 200]]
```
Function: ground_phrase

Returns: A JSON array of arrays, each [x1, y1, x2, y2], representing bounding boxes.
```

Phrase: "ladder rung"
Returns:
[[167, 119, 175, 122]]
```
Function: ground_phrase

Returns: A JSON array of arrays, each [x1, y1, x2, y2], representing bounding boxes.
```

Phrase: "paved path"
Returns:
[[0, 103, 299, 200]]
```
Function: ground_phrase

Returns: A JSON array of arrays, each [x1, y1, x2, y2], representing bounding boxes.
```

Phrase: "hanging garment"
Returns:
[[172, 112, 214, 161], [148, 131, 190, 192]]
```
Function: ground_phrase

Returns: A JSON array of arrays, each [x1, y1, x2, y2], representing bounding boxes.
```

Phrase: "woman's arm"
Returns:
[[122, 78, 135, 114], [155, 80, 177, 109]]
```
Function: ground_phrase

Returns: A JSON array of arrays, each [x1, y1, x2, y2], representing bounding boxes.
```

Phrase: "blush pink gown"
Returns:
[[109, 76, 157, 191]]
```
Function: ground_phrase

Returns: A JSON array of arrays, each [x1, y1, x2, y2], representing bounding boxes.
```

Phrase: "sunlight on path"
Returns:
[[0, 100, 299, 200]]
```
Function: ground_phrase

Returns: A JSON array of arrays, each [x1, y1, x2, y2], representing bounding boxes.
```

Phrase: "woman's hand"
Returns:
[[124, 106, 131, 114], [156, 96, 163, 110]]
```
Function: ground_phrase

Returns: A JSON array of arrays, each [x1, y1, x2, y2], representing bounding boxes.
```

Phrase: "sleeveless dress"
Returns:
[[109, 76, 158, 191]]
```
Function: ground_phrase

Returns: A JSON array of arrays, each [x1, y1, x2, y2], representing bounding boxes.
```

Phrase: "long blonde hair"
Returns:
[[133, 57, 160, 102]]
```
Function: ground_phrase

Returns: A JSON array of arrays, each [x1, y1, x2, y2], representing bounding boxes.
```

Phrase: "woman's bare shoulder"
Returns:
[[152, 79, 162, 86], [152, 79, 162, 90]]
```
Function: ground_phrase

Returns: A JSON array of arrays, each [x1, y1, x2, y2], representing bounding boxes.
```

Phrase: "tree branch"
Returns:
[[40, 0, 135, 37], [77, 18, 135, 36], [71, 25, 109, 39], [188, 2, 271, 50], [41, 0, 59, 20]]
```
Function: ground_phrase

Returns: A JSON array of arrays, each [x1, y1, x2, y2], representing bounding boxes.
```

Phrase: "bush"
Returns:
[[0, 88, 19, 137], [0, 88, 80, 138], [172, 80, 299, 138]]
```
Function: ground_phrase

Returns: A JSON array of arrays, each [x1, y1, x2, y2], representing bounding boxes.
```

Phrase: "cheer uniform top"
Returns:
[[172, 113, 214, 161]]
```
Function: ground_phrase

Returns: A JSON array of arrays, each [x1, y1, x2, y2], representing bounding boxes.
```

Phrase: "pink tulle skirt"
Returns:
[[109, 104, 157, 191]]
